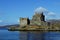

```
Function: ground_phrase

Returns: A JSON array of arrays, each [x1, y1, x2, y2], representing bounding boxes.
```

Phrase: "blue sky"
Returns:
[[0, 0, 60, 26]]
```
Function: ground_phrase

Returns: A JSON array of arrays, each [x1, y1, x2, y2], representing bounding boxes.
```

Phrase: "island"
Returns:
[[8, 10, 60, 32]]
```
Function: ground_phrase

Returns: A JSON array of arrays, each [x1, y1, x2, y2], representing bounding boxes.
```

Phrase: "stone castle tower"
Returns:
[[20, 18, 30, 26], [32, 12, 45, 22], [30, 12, 45, 25]]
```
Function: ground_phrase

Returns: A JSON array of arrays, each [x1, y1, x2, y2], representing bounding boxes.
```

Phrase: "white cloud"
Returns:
[[35, 7, 57, 19], [35, 7, 48, 13], [35, 7, 56, 15], [48, 12, 56, 16]]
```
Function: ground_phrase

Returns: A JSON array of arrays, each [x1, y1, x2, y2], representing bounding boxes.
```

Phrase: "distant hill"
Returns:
[[47, 19, 60, 23], [47, 19, 60, 27], [0, 24, 20, 28]]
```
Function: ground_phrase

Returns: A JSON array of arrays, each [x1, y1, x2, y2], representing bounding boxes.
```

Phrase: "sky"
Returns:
[[0, 0, 60, 26]]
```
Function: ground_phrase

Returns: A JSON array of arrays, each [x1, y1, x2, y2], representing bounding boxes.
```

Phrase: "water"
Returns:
[[0, 30, 20, 40], [0, 29, 60, 40]]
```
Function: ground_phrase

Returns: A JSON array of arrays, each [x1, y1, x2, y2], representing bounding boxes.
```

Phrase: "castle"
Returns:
[[20, 12, 50, 28]]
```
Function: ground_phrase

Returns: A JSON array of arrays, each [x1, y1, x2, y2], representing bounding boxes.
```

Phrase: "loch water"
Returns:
[[0, 29, 60, 40]]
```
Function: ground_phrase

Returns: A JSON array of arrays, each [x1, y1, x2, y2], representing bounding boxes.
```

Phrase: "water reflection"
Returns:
[[0, 30, 60, 40], [19, 31, 45, 40]]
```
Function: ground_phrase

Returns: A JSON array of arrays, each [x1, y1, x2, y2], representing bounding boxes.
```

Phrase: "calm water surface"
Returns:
[[0, 30, 60, 40]]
